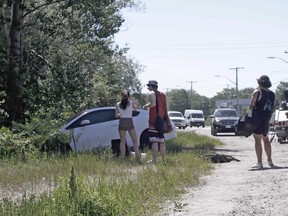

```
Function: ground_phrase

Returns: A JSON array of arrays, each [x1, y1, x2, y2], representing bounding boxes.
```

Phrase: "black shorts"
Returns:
[[254, 115, 271, 136], [148, 128, 165, 143]]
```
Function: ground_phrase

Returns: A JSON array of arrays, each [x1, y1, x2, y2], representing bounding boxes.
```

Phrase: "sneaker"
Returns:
[[251, 163, 263, 169], [268, 161, 275, 167]]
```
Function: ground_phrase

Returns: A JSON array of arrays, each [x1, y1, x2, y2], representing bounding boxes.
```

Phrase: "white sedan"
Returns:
[[60, 107, 177, 152]]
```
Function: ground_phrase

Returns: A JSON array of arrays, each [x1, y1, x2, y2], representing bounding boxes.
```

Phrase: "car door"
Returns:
[[66, 108, 119, 152]]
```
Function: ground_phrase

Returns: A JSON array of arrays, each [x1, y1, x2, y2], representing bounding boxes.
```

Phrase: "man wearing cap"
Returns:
[[143, 80, 172, 163], [249, 75, 275, 169]]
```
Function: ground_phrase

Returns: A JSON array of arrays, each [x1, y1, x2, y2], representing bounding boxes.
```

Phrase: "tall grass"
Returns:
[[0, 131, 223, 215]]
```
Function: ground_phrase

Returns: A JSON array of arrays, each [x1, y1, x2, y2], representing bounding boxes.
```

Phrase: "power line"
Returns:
[[127, 42, 288, 51]]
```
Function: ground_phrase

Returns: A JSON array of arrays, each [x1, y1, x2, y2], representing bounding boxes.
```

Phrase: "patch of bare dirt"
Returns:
[[158, 128, 288, 216]]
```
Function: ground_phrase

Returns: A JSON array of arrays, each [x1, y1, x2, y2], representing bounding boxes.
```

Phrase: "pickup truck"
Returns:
[[271, 102, 288, 144]]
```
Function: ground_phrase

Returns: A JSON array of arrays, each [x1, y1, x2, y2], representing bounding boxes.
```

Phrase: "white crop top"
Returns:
[[117, 101, 133, 118]]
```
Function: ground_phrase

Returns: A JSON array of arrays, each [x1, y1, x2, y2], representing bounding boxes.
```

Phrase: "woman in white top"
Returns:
[[115, 90, 141, 162]]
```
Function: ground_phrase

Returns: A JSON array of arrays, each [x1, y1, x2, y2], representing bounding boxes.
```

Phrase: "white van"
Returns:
[[184, 109, 205, 127]]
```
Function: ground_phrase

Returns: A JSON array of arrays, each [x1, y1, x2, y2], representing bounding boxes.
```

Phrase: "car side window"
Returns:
[[67, 109, 117, 129], [214, 111, 221, 117], [132, 110, 140, 117]]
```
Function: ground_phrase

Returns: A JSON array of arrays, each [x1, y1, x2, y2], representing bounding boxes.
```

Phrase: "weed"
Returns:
[[0, 132, 223, 215]]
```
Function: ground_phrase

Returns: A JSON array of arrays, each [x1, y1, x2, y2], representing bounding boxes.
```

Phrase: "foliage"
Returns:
[[275, 81, 288, 107], [238, 87, 254, 99], [0, 126, 37, 160], [0, 0, 144, 126], [0, 117, 69, 160], [0, 131, 221, 215], [166, 131, 223, 154], [168, 89, 190, 113], [213, 87, 253, 100], [167, 89, 216, 116], [166, 82, 288, 117]]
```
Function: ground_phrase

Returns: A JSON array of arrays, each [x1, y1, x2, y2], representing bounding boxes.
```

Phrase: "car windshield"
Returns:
[[191, 113, 203, 118], [169, 112, 183, 118], [215, 110, 237, 117]]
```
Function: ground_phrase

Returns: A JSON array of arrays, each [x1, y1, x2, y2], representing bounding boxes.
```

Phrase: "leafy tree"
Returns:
[[275, 81, 288, 108], [238, 87, 254, 99], [0, 0, 143, 126], [166, 89, 213, 116], [168, 89, 190, 114]]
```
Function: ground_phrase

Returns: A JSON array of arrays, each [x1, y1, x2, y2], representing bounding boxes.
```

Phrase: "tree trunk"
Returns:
[[6, 0, 23, 124]]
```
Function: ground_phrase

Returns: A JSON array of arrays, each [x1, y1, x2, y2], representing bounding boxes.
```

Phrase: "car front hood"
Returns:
[[215, 117, 239, 121], [170, 117, 185, 121]]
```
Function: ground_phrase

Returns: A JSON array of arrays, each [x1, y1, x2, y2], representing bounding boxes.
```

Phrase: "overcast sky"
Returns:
[[115, 0, 288, 97]]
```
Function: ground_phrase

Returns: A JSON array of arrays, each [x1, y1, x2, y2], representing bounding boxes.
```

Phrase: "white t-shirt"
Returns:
[[117, 101, 133, 118]]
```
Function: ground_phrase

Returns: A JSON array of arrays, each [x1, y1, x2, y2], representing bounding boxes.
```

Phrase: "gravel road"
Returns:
[[159, 127, 288, 216]]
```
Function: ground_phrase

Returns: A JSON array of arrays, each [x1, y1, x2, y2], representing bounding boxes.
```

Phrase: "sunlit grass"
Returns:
[[0, 131, 224, 215]]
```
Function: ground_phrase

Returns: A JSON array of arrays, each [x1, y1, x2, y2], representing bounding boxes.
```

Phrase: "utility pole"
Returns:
[[229, 67, 244, 115], [186, 81, 197, 109]]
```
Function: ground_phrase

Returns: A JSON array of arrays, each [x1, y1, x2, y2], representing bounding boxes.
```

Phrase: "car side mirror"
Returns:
[[210, 115, 214, 118], [80, 119, 90, 126]]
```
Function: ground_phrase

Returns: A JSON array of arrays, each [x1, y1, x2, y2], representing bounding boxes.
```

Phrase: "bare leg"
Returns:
[[263, 135, 272, 162], [128, 128, 141, 162], [159, 142, 166, 163], [119, 129, 127, 159], [253, 133, 263, 163], [152, 142, 158, 163]]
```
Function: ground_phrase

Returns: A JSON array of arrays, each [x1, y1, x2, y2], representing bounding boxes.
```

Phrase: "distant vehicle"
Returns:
[[184, 109, 205, 127], [210, 108, 239, 136], [168, 111, 187, 129], [270, 102, 288, 144], [60, 107, 177, 152]]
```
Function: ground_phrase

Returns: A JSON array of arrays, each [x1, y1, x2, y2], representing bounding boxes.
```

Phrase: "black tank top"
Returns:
[[256, 89, 275, 117]]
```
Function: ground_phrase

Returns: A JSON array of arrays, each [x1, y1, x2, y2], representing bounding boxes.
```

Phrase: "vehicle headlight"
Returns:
[[215, 118, 221, 123]]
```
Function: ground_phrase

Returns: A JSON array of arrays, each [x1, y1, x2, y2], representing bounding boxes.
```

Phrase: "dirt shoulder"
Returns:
[[159, 128, 288, 216]]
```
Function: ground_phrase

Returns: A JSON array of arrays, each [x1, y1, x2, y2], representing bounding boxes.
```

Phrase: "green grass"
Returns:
[[0, 131, 223, 216]]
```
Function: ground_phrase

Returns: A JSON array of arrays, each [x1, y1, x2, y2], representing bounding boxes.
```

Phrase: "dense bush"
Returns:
[[0, 117, 69, 160]]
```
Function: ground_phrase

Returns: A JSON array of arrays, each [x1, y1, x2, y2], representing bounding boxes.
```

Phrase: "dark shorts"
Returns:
[[118, 118, 134, 131], [148, 127, 165, 143], [254, 115, 271, 136]]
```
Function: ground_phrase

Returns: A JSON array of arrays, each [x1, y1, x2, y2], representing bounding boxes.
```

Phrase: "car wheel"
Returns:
[[140, 129, 150, 151], [278, 138, 284, 144], [211, 127, 217, 136]]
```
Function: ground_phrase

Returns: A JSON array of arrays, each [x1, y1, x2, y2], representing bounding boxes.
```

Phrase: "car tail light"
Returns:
[[277, 121, 288, 126]]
